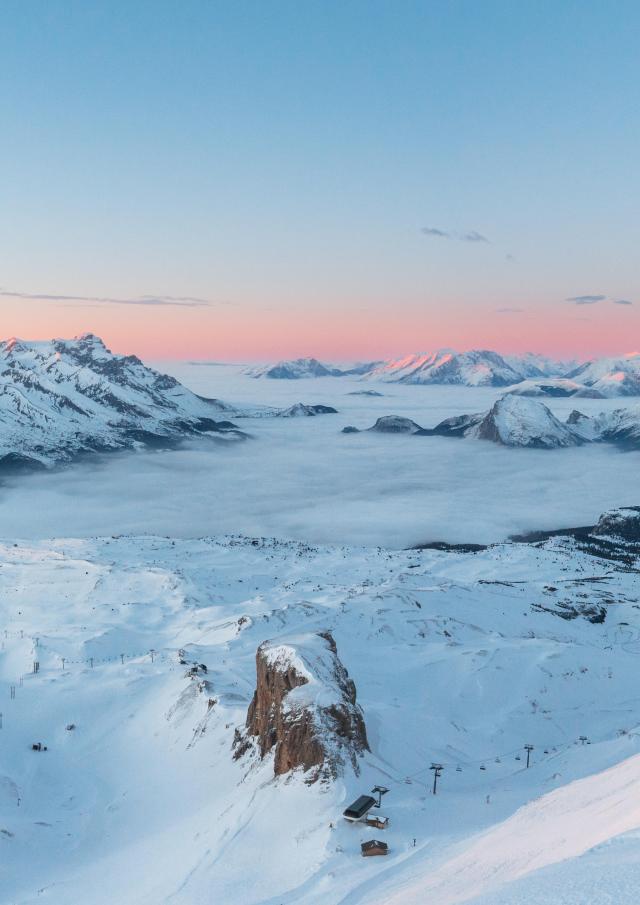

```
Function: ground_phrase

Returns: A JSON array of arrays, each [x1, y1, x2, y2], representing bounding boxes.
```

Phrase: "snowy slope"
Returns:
[[1, 515, 640, 904], [567, 353, 640, 396], [376, 753, 640, 905], [0, 334, 241, 468], [361, 351, 566, 387], [502, 353, 579, 378], [408, 395, 640, 449], [504, 377, 598, 398], [245, 358, 344, 379], [470, 395, 583, 448]]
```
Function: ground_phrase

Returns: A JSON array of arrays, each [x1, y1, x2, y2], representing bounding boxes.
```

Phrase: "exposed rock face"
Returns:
[[367, 415, 423, 434], [417, 412, 484, 438], [235, 631, 368, 782], [276, 403, 338, 417], [592, 507, 640, 543]]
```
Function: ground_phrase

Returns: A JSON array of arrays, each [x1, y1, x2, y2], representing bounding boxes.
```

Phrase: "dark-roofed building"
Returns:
[[343, 794, 377, 821]]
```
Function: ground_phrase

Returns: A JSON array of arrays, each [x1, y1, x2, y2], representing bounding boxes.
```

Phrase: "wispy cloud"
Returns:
[[420, 227, 450, 238], [496, 307, 524, 313], [421, 226, 490, 243], [505, 253, 516, 263], [566, 294, 606, 305], [460, 230, 489, 243], [0, 289, 221, 308], [613, 298, 633, 306]]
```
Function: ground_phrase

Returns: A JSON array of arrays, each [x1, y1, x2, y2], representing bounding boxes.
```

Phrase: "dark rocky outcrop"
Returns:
[[234, 631, 368, 782], [276, 403, 338, 417], [416, 412, 484, 438], [368, 415, 423, 434], [592, 507, 640, 543]]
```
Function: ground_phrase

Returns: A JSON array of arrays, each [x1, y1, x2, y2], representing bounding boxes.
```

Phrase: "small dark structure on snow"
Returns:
[[343, 794, 377, 821], [366, 814, 389, 830], [361, 840, 388, 857], [31, 742, 47, 752]]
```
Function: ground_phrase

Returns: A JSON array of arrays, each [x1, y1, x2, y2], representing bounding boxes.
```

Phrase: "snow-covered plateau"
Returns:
[[1, 512, 640, 904]]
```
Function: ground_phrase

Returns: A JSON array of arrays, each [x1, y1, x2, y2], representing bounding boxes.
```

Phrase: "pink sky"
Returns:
[[2, 297, 637, 362]]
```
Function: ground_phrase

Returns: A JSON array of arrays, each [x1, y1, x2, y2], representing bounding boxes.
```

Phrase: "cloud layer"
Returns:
[[0, 289, 215, 308], [566, 294, 633, 306], [0, 368, 636, 548], [421, 226, 490, 243]]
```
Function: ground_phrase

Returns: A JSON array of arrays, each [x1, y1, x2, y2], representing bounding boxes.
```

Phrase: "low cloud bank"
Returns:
[[0, 373, 636, 548]]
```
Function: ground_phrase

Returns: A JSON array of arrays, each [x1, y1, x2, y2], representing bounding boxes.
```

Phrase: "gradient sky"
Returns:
[[1, 0, 639, 361]]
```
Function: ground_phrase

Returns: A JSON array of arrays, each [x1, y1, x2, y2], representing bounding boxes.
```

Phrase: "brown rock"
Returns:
[[234, 631, 368, 782]]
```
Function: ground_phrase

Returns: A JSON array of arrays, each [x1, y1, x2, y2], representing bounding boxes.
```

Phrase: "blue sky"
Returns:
[[0, 1, 638, 358]]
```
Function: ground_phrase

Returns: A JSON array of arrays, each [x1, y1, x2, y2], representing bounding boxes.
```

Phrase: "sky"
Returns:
[[0, 0, 639, 361]]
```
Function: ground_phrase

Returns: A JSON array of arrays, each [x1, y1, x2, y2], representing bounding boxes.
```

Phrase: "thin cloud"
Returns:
[[613, 298, 633, 306], [0, 289, 221, 308], [421, 227, 490, 243], [566, 294, 606, 305], [496, 307, 524, 313], [421, 227, 450, 238], [460, 230, 489, 243], [505, 253, 516, 263]]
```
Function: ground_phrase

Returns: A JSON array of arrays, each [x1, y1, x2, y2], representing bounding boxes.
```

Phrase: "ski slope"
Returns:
[[373, 752, 640, 904], [0, 529, 639, 903]]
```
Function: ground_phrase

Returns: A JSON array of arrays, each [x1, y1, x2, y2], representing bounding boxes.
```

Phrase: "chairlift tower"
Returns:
[[430, 763, 443, 795], [524, 744, 534, 768], [371, 785, 389, 808]]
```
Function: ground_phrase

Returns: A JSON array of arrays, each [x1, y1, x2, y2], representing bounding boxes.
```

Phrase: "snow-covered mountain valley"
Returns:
[[2, 514, 640, 904], [1, 358, 640, 904]]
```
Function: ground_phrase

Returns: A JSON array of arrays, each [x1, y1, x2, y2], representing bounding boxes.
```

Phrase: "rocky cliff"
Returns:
[[234, 631, 368, 782]]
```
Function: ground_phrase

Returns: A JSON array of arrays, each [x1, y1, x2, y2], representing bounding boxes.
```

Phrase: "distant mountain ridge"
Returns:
[[246, 350, 579, 387], [245, 349, 640, 395], [344, 394, 640, 449], [245, 358, 344, 379], [566, 353, 640, 396], [0, 334, 243, 470]]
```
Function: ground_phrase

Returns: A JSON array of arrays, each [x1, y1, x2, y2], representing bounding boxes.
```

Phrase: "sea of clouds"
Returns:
[[0, 365, 636, 548]]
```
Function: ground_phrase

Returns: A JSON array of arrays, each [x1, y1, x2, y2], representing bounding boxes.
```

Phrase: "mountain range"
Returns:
[[246, 350, 640, 396], [345, 394, 640, 449]]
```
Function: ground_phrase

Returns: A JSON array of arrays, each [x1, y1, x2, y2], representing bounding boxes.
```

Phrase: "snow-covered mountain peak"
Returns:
[[361, 349, 571, 387], [0, 335, 241, 470], [472, 395, 583, 447], [246, 357, 343, 379], [567, 353, 640, 396]]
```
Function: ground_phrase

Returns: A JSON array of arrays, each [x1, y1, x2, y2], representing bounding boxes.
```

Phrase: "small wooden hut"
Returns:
[[361, 840, 388, 857], [365, 814, 389, 830]]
